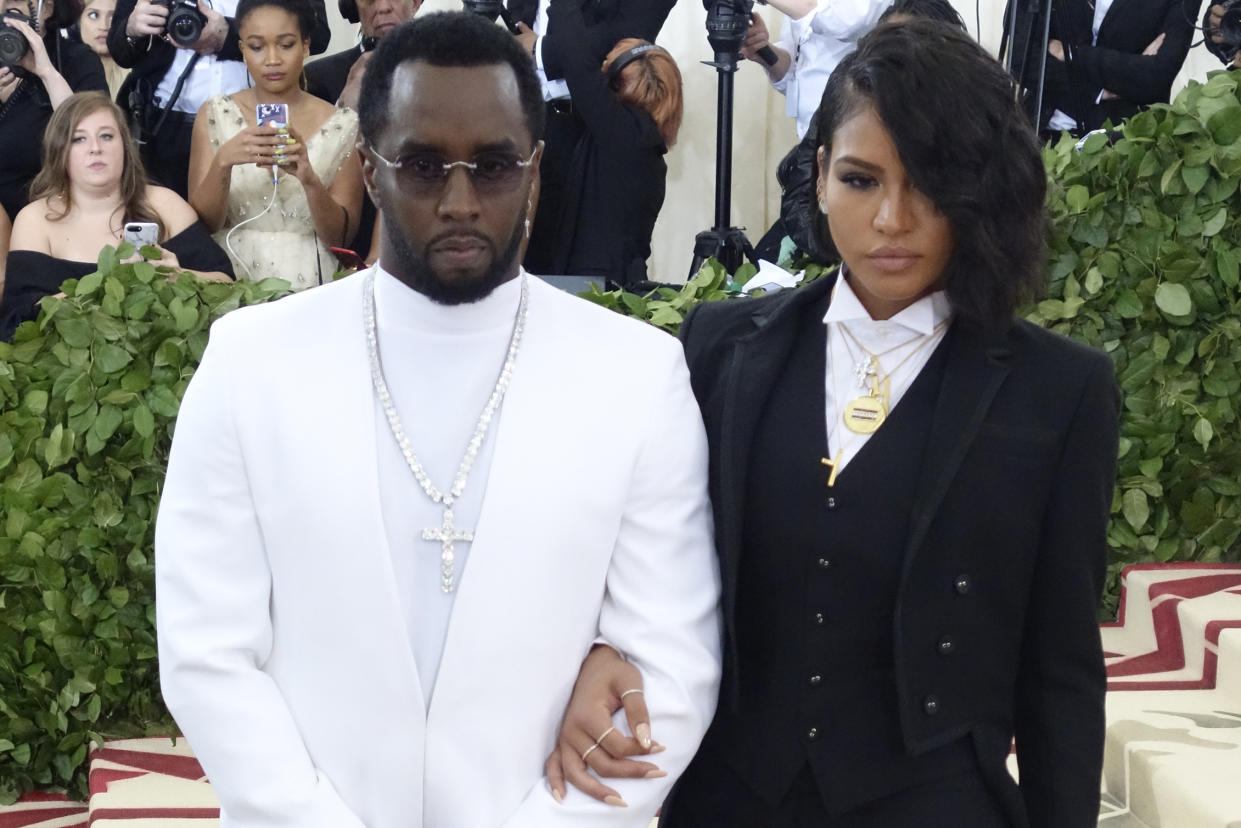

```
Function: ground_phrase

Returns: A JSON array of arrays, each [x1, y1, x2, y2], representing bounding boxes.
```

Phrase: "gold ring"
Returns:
[[620, 688, 643, 700], [594, 725, 616, 744], [580, 743, 600, 763]]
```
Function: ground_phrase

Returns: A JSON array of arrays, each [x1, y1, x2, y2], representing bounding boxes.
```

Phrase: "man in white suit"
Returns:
[[154, 11, 721, 827]]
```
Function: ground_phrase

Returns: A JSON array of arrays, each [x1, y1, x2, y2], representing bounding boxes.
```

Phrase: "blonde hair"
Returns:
[[603, 38, 683, 147]]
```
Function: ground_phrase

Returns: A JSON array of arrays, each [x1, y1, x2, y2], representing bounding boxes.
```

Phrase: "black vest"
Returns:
[[708, 294, 975, 814]]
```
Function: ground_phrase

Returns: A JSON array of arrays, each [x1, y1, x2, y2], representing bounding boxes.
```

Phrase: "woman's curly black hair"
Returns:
[[236, 0, 316, 40], [813, 19, 1047, 330]]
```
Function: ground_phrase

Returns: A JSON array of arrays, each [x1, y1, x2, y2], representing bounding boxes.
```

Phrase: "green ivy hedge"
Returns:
[[3, 70, 1241, 801], [0, 247, 289, 802]]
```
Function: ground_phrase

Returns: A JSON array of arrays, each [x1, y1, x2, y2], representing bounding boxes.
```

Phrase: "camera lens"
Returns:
[[166, 6, 204, 47], [1221, 7, 1241, 48], [0, 15, 29, 65]]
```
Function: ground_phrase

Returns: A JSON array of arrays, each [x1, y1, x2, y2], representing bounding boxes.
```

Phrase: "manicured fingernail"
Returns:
[[635, 723, 651, 749], [603, 795, 628, 808], [286, 137, 296, 145], [552, 788, 563, 804], [278, 126, 288, 133], [649, 742, 666, 754], [644, 769, 667, 779]]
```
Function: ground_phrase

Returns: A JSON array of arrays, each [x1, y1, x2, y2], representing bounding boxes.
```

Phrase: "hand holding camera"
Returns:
[[126, 0, 225, 54], [0, 10, 51, 74]]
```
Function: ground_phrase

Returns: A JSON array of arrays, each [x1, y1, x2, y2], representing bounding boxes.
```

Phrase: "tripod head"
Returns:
[[702, 0, 753, 68]]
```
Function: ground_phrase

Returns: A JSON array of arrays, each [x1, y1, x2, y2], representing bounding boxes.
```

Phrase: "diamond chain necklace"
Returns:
[[363, 270, 529, 593]]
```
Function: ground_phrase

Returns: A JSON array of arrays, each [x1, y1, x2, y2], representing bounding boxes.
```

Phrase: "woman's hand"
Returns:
[[275, 125, 322, 189], [0, 65, 21, 104], [5, 16, 54, 80], [214, 124, 285, 169], [544, 645, 665, 807]]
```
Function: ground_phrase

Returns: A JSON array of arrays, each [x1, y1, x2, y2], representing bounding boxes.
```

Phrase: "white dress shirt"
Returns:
[[822, 274, 952, 477], [372, 267, 521, 705], [153, 0, 252, 114], [771, 0, 891, 138]]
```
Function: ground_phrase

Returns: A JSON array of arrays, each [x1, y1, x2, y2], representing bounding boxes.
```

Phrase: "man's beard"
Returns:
[[383, 211, 524, 306]]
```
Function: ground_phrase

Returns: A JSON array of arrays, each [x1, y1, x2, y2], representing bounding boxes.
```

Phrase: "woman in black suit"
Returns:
[[526, 0, 682, 287], [546, 20, 1119, 828]]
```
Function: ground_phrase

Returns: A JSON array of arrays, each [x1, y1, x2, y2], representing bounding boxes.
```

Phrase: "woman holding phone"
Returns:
[[187, 0, 363, 289], [0, 91, 232, 340]]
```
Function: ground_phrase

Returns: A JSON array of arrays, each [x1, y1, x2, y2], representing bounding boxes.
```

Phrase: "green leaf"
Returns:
[[1066, 184, 1089, 212], [1182, 164, 1210, 194], [131, 404, 155, 439], [95, 343, 133, 375], [1122, 489, 1150, 531], [1206, 104, 1241, 145], [74, 271, 103, 298], [1194, 417, 1214, 449], [1203, 206, 1228, 236], [1154, 282, 1193, 316]]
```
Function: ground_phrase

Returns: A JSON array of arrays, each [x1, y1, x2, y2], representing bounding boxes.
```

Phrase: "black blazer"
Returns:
[[304, 44, 362, 105], [541, 0, 676, 79], [107, 0, 331, 114], [677, 275, 1119, 828], [1013, 0, 1202, 132]]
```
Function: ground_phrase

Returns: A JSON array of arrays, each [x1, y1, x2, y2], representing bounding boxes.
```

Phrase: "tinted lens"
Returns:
[[471, 153, 523, 184], [395, 152, 526, 192]]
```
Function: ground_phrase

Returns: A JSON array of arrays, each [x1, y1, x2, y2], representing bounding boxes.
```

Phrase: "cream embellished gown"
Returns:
[[204, 95, 357, 290]]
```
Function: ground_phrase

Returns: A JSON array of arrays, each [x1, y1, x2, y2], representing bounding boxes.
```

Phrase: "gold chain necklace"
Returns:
[[835, 319, 950, 435]]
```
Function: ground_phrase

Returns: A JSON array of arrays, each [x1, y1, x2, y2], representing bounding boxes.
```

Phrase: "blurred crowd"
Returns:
[[0, 0, 1222, 338]]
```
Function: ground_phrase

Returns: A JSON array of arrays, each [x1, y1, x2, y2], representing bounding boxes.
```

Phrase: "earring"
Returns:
[[819, 200, 828, 215]]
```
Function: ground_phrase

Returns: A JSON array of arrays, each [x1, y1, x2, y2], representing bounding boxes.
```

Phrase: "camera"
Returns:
[[154, 0, 206, 48], [1219, 0, 1241, 49], [0, 10, 34, 67]]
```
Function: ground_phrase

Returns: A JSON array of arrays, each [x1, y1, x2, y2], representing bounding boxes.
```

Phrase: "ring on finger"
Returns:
[[594, 725, 616, 745], [620, 688, 643, 700], [580, 742, 600, 763]]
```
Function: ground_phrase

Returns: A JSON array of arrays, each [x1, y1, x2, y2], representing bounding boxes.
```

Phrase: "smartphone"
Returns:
[[123, 221, 159, 247], [257, 102, 290, 180]]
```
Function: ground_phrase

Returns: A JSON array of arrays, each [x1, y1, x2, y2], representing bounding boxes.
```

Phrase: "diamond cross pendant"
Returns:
[[853, 356, 877, 389], [422, 507, 474, 593]]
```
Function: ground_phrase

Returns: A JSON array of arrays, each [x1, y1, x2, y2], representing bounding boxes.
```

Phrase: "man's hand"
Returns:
[[0, 66, 19, 104], [514, 21, 536, 56], [189, 1, 230, 55], [126, 0, 169, 38], [336, 50, 372, 110], [1048, 38, 1065, 61], [544, 645, 666, 807], [739, 13, 771, 63]]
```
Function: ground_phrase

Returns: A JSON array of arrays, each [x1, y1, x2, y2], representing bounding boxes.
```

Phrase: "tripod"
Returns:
[[688, 1, 777, 279], [1000, 0, 1083, 135]]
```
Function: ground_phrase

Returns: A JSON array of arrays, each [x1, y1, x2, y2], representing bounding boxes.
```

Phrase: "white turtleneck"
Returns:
[[822, 275, 952, 479], [371, 266, 524, 707]]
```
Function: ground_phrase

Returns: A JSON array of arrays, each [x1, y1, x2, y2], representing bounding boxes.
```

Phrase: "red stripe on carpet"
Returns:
[[0, 809, 88, 828], [88, 808, 219, 824], [88, 748, 205, 782]]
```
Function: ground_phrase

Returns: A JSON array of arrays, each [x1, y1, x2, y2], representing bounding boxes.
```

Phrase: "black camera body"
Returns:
[[1220, 0, 1241, 49], [154, 0, 206, 48], [0, 10, 34, 67], [703, 0, 754, 64]]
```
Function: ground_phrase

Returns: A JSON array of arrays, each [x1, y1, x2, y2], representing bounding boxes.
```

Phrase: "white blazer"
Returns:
[[155, 271, 722, 828]]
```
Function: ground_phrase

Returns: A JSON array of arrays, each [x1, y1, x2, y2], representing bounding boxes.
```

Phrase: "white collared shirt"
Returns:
[[152, 0, 251, 114], [771, 0, 891, 139], [822, 275, 952, 478]]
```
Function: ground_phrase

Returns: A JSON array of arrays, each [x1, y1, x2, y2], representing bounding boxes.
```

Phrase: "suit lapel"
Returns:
[[717, 277, 834, 624], [899, 322, 1014, 579]]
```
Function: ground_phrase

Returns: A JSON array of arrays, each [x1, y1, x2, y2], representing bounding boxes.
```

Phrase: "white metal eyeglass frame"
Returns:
[[365, 142, 543, 188]]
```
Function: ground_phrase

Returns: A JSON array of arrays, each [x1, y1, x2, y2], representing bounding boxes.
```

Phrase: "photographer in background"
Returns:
[[0, 0, 107, 221], [740, 0, 890, 139], [1010, 0, 1201, 138], [512, 0, 677, 276], [305, 0, 420, 108], [1203, 2, 1241, 67], [106, 0, 329, 198]]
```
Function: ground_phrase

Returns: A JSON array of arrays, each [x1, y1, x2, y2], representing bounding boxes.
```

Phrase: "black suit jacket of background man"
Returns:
[[305, 42, 363, 106], [1011, 0, 1202, 133], [668, 273, 1120, 828]]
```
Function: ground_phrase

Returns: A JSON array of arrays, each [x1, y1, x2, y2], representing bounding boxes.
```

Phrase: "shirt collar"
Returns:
[[821, 270, 952, 336]]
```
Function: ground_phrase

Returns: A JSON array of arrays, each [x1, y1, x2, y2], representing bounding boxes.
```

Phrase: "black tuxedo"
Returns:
[[305, 44, 363, 106], [662, 275, 1119, 827], [1010, 0, 1202, 133]]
